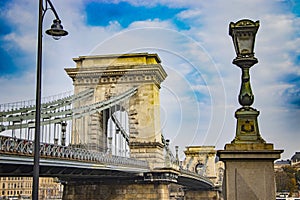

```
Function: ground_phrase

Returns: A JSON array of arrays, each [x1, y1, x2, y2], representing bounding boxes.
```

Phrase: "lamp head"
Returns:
[[46, 19, 68, 40], [229, 19, 259, 58]]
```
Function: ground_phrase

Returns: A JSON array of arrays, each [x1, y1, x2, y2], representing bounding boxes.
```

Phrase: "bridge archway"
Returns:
[[65, 53, 167, 168], [106, 105, 130, 157]]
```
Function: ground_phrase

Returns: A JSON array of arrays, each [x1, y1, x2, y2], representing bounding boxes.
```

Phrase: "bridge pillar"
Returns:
[[182, 146, 224, 187], [181, 146, 223, 200], [65, 53, 167, 168], [61, 170, 181, 200], [63, 182, 170, 200], [184, 189, 221, 200], [182, 146, 220, 182], [128, 83, 166, 169]]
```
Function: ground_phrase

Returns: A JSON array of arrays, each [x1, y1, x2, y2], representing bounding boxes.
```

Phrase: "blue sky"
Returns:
[[0, 0, 299, 159], [85, 2, 189, 29]]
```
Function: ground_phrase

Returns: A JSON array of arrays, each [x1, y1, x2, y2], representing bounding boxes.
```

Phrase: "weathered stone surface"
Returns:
[[182, 146, 224, 185], [224, 143, 274, 151], [218, 143, 283, 200], [62, 183, 170, 200], [184, 190, 221, 200]]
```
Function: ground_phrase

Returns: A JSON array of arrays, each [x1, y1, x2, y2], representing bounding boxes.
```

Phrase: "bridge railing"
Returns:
[[0, 135, 149, 169]]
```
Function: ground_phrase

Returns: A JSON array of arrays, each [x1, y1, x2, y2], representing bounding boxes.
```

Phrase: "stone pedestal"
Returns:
[[217, 143, 283, 200]]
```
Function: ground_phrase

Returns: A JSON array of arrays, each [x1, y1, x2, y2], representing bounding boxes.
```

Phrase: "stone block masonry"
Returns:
[[184, 190, 221, 200], [63, 182, 170, 200]]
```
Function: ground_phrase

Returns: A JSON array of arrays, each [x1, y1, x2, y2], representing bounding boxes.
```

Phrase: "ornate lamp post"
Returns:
[[230, 19, 259, 107], [217, 19, 283, 200], [33, 1, 68, 199], [229, 19, 265, 144]]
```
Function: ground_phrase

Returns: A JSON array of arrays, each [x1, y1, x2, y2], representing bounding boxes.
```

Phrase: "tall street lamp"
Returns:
[[33, 1, 68, 200], [228, 19, 265, 144], [217, 19, 283, 200]]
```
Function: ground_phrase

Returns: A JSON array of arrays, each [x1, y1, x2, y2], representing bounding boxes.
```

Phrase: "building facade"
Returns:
[[0, 177, 63, 199]]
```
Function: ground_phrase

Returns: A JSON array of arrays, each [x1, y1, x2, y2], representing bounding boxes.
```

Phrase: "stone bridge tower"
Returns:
[[182, 146, 224, 184], [65, 53, 167, 168]]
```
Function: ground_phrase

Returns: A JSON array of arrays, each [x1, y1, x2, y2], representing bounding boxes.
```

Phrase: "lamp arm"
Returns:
[[46, 0, 61, 20], [41, 0, 61, 22]]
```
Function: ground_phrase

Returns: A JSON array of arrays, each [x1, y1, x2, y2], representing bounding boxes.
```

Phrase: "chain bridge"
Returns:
[[0, 53, 221, 200]]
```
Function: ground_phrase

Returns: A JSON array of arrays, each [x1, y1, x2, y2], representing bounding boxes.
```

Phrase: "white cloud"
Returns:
[[129, 19, 176, 29], [0, 72, 36, 103], [177, 9, 202, 19]]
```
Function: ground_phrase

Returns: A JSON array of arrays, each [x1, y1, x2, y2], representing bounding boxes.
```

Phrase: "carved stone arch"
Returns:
[[183, 146, 218, 180], [195, 162, 205, 174]]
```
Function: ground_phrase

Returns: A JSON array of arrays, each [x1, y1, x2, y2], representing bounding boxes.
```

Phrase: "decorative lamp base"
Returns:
[[231, 106, 265, 144]]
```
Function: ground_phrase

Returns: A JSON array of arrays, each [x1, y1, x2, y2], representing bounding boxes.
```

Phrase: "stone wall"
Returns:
[[63, 182, 170, 200], [184, 190, 221, 200]]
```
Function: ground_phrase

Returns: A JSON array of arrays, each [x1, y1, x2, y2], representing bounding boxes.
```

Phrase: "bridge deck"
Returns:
[[0, 153, 148, 179]]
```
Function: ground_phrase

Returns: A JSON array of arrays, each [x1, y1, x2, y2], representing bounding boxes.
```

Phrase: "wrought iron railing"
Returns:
[[0, 136, 149, 169], [0, 87, 137, 131]]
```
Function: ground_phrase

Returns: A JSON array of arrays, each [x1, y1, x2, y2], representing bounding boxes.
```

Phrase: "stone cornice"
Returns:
[[66, 53, 167, 88], [217, 149, 283, 160], [65, 64, 167, 88], [73, 52, 161, 64], [129, 141, 164, 149]]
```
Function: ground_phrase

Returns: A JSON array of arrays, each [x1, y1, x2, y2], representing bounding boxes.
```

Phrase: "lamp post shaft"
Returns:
[[32, 0, 43, 199], [239, 67, 253, 106], [32, 1, 68, 198], [233, 57, 258, 107]]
